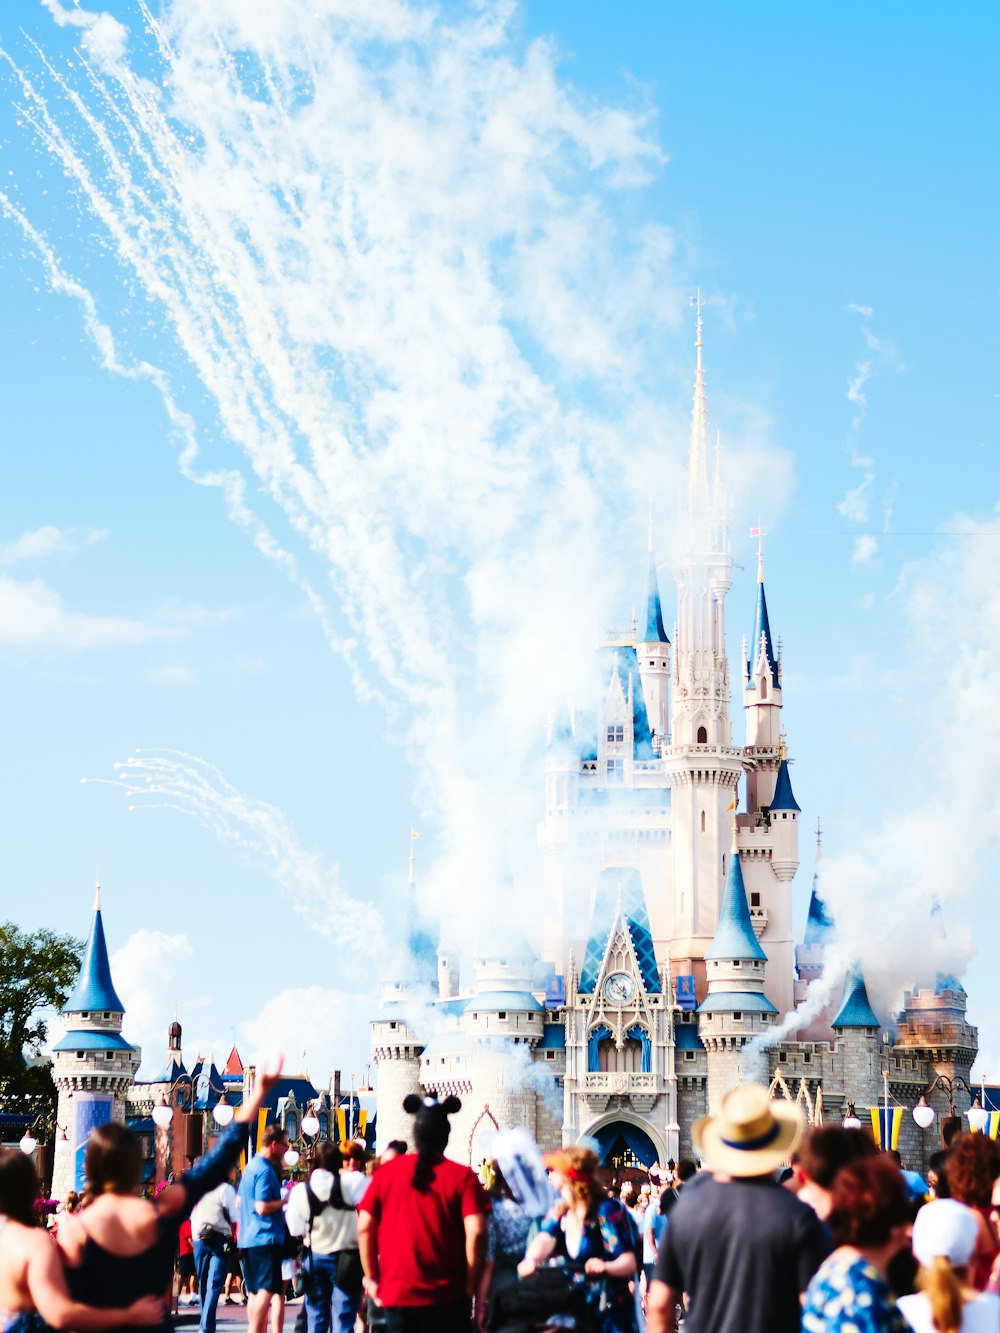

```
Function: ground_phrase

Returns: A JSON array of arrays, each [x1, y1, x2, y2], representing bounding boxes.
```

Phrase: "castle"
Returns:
[[371, 306, 982, 1173], [44, 313, 984, 1190]]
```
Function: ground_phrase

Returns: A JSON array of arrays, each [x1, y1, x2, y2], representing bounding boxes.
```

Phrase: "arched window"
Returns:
[[760, 676, 767, 700], [700, 810, 706, 833], [697, 725, 708, 744]]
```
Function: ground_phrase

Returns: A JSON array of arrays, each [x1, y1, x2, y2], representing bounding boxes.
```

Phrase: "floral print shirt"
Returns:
[[802, 1251, 909, 1333]]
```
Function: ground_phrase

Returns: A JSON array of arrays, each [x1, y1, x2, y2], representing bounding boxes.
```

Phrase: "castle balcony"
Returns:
[[581, 1071, 660, 1112], [749, 906, 768, 938]]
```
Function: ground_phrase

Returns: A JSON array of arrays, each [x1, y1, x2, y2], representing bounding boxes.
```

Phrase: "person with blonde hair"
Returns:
[[898, 1199, 1000, 1333], [518, 1144, 638, 1332]]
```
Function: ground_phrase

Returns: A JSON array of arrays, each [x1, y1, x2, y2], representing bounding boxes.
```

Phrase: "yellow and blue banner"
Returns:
[[870, 1105, 903, 1150]]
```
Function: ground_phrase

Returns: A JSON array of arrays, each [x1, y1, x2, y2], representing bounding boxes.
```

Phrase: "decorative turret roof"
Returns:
[[747, 554, 779, 688], [831, 965, 881, 1029], [641, 553, 669, 645], [579, 867, 661, 994], [63, 882, 126, 1014], [705, 845, 767, 962], [598, 645, 655, 760], [52, 1029, 136, 1053], [929, 898, 966, 995], [803, 822, 834, 945], [769, 758, 800, 812], [223, 1045, 244, 1077]]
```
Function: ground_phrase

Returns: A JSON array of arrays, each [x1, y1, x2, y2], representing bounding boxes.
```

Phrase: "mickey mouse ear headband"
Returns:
[[403, 1093, 462, 1116]]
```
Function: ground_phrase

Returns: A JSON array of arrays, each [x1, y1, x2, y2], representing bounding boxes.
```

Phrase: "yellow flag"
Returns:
[[256, 1109, 268, 1152], [411, 829, 422, 840], [726, 797, 737, 811]]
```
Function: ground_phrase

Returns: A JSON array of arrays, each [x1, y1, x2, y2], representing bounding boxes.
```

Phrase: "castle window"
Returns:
[[607, 759, 623, 778], [685, 1051, 695, 1061], [760, 677, 767, 700], [498, 1012, 507, 1021], [751, 892, 760, 907], [779, 1051, 787, 1063], [733, 1012, 743, 1021], [700, 810, 706, 833], [734, 961, 741, 968], [607, 725, 624, 744], [697, 726, 708, 744], [389, 1021, 397, 1030], [546, 1051, 555, 1060], [803, 1052, 811, 1064]]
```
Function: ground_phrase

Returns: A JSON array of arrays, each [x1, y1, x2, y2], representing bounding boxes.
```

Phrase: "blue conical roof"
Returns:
[[803, 871, 835, 946], [705, 847, 767, 961], [747, 579, 779, 687], [831, 965, 880, 1029], [64, 895, 125, 1014], [929, 899, 966, 995], [770, 759, 800, 812], [641, 554, 669, 644]]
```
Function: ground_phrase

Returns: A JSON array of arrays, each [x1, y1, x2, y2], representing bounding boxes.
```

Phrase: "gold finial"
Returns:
[[778, 732, 788, 761]]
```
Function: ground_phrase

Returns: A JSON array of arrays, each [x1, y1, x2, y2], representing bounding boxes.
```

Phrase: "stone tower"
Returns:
[[51, 884, 140, 1200], [699, 832, 776, 1111], [830, 964, 884, 1124]]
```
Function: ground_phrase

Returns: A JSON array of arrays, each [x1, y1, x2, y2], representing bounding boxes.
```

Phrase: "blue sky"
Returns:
[[0, 0, 997, 1094]]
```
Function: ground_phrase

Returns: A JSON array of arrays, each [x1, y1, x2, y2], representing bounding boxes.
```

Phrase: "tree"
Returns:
[[0, 922, 83, 1120]]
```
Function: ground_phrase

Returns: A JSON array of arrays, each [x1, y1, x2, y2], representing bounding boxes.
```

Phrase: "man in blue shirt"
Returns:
[[238, 1122, 290, 1333]]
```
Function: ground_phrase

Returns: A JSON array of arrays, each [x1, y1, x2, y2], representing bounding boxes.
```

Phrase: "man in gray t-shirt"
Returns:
[[646, 1086, 830, 1333]]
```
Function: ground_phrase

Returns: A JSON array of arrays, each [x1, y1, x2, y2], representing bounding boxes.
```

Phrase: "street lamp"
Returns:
[[911, 1073, 982, 1142], [212, 1092, 234, 1127], [19, 1132, 37, 1155]]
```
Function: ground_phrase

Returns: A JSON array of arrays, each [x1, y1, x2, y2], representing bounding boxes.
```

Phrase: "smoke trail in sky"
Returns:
[[83, 749, 381, 962]]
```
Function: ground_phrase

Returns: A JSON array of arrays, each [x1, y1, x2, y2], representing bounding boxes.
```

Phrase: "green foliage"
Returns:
[[0, 922, 83, 1118]]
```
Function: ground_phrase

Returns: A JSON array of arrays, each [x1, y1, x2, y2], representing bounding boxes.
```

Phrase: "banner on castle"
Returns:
[[988, 1112, 1000, 1141], [870, 1105, 903, 1151], [675, 976, 697, 1011], [545, 975, 565, 1009], [73, 1095, 113, 1192]]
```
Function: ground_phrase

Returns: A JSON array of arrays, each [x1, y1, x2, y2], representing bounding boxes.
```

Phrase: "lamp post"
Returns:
[[283, 1105, 321, 1179], [911, 1073, 984, 1146]]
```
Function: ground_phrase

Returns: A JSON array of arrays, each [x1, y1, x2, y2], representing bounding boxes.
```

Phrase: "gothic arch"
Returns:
[[579, 1110, 667, 1169], [466, 1105, 500, 1165]]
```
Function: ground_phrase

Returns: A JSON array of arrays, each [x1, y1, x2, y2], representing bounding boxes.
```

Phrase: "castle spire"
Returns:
[[706, 842, 767, 963], [688, 290, 710, 511], [831, 964, 880, 1029], [64, 884, 125, 1013], [747, 556, 779, 687]]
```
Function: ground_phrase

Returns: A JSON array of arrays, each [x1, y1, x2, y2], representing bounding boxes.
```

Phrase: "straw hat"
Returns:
[[693, 1084, 803, 1178]]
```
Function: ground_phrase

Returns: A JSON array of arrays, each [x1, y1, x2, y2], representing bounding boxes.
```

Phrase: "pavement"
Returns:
[[173, 1296, 306, 1327]]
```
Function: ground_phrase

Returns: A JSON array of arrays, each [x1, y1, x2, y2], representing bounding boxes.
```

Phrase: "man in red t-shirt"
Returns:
[[358, 1094, 489, 1333]]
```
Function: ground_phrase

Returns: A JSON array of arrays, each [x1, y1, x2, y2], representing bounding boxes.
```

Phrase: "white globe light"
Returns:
[[843, 1114, 862, 1130], [283, 1149, 300, 1167], [19, 1134, 37, 1155], [912, 1102, 935, 1130], [152, 1104, 174, 1128], [968, 1103, 988, 1132], [213, 1102, 235, 1127], [301, 1114, 320, 1138]]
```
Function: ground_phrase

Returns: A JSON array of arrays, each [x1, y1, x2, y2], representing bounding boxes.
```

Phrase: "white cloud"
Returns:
[[851, 534, 878, 565], [109, 929, 194, 1075], [0, 574, 177, 649], [0, 526, 107, 565], [837, 474, 875, 524], [147, 663, 198, 686], [239, 985, 373, 1089], [39, 0, 128, 71]]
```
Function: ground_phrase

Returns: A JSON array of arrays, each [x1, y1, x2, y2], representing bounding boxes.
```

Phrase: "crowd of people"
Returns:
[[2, 1077, 1000, 1333]]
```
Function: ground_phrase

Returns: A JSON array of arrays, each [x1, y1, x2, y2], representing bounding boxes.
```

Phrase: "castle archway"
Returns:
[[579, 1112, 664, 1170]]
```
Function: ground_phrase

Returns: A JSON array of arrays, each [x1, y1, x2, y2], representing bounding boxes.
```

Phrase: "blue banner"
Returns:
[[73, 1096, 113, 1191], [545, 974, 565, 1009], [676, 975, 697, 1011]]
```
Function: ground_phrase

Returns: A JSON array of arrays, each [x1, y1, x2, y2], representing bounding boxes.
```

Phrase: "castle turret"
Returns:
[[51, 883, 140, 1199], [743, 550, 784, 764], [698, 829, 776, 1109], [831, 963, 884, 1122], [371, 840, 434, 1149], [636, 531, 671, 754]]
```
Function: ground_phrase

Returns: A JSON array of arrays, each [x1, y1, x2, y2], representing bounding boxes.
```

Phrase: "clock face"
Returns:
[[603, 972, 636, 1005]]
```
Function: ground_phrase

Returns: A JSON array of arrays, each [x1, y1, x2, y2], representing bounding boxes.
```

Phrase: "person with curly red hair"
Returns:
[[945, 1134, 1000, 1291]]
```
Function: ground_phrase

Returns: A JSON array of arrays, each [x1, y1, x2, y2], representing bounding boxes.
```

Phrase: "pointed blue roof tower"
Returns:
[[64, 881, 126, 1014], [699, 829, 777, 1016], [705, 845, 767, 964], [803, 870, 835, 947], [769, 758, 801, 812], [929, 898, 966, 995], [747, 561, 779, 688], [831, 964, 881, 1029], [642, 552, 669, 644]]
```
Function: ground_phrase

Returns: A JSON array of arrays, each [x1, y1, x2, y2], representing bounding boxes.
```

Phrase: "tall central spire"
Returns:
[[688, 290, 710, 510]]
